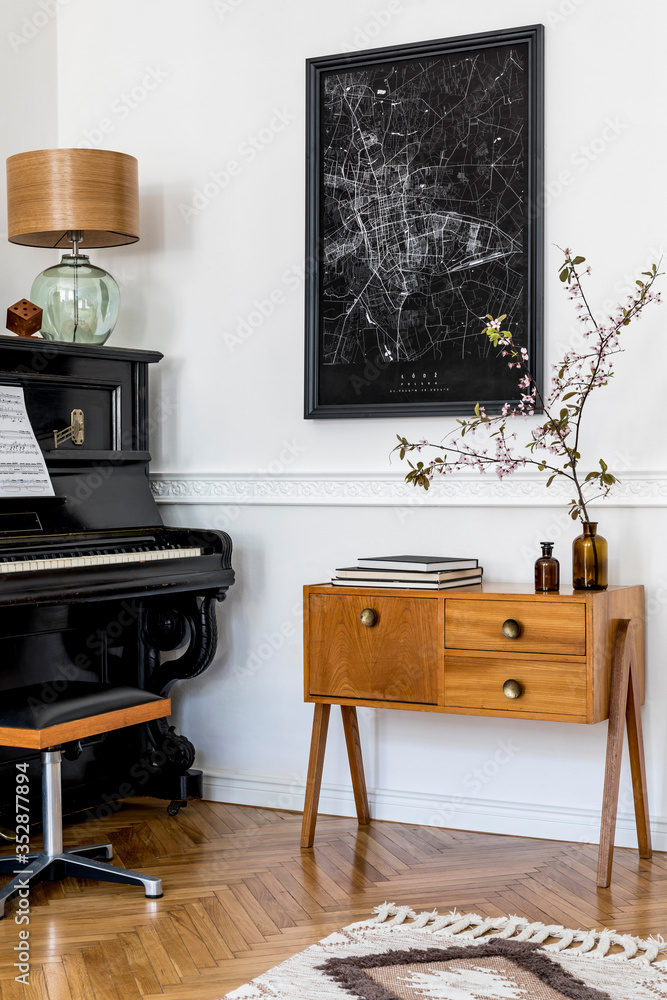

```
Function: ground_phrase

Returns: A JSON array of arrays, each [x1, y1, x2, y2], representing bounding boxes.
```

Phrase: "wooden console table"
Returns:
[[301, 582, 650, 887]]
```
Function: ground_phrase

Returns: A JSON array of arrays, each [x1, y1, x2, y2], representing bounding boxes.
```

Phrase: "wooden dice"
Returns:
[[6, 299, 42, 338]]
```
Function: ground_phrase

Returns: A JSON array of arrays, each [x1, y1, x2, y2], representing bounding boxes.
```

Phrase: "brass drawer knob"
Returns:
[[503, 679, 523, 699], [360, 608, 377, 627], [502, 618, 521, 639]]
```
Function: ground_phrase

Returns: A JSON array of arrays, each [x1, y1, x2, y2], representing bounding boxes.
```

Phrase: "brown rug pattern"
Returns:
[[319, 939, 611, 999], [223, 904, 667, 999]]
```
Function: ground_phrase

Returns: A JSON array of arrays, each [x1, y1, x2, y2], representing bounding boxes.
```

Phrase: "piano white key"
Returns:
[[0, 547, 202, 574]]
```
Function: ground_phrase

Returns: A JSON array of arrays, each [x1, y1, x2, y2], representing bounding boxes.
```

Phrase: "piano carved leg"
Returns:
[[137, 595, 222, 808], [145, 718, 196, 772], [143, 594, 219, 695]]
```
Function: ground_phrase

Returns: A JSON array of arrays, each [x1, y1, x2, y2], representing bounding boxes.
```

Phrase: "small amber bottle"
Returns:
[[535, 541, 559, 592]]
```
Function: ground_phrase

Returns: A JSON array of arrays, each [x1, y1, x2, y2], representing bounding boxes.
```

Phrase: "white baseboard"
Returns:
[[202, 768, 667, 852]]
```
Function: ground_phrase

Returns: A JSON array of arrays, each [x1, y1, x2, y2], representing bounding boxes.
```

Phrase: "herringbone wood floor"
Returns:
[[0, 798, 664, 999]]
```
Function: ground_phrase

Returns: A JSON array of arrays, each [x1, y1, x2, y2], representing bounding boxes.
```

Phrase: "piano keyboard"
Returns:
[[0, 546, 202, 574]]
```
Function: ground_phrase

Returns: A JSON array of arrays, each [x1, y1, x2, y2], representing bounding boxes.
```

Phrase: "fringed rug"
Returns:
[[223, 903, 667, 999]]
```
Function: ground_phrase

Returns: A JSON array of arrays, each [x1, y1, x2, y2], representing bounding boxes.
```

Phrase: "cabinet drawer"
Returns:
[[308, 594, 439, 704], [445, 599, 585, 656], [444, 655, 587, 717]]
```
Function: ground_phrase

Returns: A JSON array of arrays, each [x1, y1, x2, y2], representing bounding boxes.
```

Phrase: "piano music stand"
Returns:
[[0, 683, 171, 918]]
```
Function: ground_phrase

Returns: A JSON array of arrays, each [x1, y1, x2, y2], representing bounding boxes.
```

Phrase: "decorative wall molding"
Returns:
[[151, 471, 667, 507], [202, 768, 667, 853]]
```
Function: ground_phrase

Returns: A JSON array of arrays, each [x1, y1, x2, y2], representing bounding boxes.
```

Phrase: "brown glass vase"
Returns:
[[572, 522, 608, 590]]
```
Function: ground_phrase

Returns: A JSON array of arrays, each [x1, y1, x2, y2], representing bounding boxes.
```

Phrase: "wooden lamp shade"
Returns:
[[6, 148, 139, 249]]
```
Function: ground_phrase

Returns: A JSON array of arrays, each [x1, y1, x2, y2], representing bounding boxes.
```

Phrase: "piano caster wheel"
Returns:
[[167, 799, 187, 817]]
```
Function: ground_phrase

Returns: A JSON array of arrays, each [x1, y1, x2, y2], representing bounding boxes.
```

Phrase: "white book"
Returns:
[[335, 566, 483, 583], [330, 575, 483, 590]]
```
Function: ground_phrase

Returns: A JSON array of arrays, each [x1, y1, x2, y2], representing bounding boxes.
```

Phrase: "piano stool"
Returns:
[[0, 683, 171, 918]]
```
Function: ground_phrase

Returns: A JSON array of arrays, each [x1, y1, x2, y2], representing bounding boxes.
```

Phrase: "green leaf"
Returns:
[[599, 458, 607, 471], [546, 474, 556, 487], [562, 392, 577, 400], [572, 256, 586, 265], [571, 508, 580, 520], [559, 269, 569, 282], [474, 402, 480, 417]]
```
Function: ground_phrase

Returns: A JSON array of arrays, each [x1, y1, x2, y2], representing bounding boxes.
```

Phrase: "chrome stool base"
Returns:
[[0, 843, 162, 917]]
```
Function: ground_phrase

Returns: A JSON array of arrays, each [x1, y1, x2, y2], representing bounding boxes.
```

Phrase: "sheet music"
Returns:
[[0, 387, 54, 497]]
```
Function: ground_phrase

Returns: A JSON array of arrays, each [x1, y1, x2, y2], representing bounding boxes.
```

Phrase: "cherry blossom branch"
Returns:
[[393, 249, 662, 522]]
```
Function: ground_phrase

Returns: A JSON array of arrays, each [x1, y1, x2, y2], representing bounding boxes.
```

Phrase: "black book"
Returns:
[[357, 555, 478, 572]]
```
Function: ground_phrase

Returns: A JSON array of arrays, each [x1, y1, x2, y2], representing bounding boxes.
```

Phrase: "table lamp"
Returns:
[[6, 148, 139, 345]]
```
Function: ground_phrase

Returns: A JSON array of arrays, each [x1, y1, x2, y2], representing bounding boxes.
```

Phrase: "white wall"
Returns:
[[4, 0, 667, 848], [0, 0, 59, 304]]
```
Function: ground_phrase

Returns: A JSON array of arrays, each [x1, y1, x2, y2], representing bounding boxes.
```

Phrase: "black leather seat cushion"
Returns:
[[0, 682, 165, 730]]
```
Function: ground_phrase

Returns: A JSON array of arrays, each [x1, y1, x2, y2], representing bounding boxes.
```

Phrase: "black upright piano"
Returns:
[[0, 337, 234, 826]]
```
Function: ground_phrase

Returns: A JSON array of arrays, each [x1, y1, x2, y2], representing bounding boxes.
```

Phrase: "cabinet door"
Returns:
[[307, 593, 439, 704]]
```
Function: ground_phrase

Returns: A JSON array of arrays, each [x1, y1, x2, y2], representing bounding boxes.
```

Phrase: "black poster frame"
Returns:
[[304, 24, 544, 419]]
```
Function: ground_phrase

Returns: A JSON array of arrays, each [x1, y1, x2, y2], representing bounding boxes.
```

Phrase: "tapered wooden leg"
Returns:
[[626, 655, 652, 860], [300, 703, 331, 848], [341, 706, 370, 826], [597, 619, 651, 887]]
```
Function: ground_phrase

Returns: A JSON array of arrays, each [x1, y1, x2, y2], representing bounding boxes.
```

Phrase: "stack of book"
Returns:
[[331, 555, 483, 590]]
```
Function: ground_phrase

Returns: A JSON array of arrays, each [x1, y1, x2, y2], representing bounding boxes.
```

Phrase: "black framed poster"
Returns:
[[305, 24, 544, 418]]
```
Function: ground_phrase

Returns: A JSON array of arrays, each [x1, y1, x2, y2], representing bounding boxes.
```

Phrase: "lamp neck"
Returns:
[[67, 229, 84, 258]]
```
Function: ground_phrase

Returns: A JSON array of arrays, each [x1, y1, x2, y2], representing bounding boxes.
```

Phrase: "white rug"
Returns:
[[223, 903, 667, 999]]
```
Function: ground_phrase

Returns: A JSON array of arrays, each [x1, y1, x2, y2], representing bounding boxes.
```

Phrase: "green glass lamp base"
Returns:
[[30, 253, 120, 345]]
